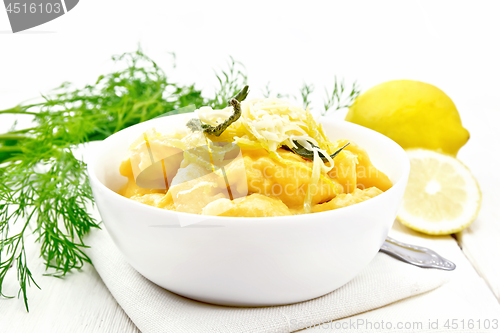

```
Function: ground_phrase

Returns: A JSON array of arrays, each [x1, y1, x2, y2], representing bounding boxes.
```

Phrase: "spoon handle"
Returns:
[[380, 237, 456, 271]]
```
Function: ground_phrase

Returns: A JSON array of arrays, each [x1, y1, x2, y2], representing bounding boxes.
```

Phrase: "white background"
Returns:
[[1, 1, 500, 332], [1, 1, 500, 116]]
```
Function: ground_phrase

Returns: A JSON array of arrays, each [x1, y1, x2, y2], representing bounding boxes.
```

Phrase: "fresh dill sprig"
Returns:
[[262, 82, 272, 98], [322, 77, 360, 116], [0, 48, 246, 311], [0, 148, 96, 311], [262, 82, 289, 99], [299, 82, 315, 110], [211, 56, 248, 109]]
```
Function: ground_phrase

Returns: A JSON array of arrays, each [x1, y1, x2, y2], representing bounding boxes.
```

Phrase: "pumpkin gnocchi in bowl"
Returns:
[[87, 88, 410, 306], [116, 94, 393, 217]]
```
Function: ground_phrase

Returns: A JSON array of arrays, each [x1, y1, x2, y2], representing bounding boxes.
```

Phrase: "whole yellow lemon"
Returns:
[[345, 80, 469, 156]]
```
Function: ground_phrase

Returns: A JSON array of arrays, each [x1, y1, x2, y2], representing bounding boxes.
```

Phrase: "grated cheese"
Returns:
[[195, 97, 337, 211]]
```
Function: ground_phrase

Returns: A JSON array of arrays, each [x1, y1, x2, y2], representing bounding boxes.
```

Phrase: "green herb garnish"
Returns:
[[187, 85, 248, 136], [299, 82, 315, 109], [322, 77, 360, 116], [297, 78, 359, 114], [287, 141, 350, 162]]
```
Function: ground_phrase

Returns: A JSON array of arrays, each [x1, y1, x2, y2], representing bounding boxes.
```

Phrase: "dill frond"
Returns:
[[0, 48, 246, 311], [322, 77, 360, 116]]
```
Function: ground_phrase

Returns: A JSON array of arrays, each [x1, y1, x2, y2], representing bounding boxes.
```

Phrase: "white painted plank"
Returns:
[[0, 233, 139, 333], [303, 222, 500, 332], [456, 102, 500, 300]]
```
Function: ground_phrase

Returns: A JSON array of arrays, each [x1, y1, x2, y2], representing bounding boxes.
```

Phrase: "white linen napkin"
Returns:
[[84, 225, 449, 333]]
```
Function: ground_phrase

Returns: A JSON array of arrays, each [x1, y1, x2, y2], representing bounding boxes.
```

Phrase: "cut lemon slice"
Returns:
[[397, 149, 481, 235]]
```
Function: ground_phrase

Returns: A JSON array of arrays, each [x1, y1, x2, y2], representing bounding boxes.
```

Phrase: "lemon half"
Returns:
[[397, 149, 481, 235]]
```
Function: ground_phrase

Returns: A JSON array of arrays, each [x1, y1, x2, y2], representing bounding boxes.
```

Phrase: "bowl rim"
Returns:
[[87, 115, 410, 224]]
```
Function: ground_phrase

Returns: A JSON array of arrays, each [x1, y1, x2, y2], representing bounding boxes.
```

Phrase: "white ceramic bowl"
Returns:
[[87, 114, 410, 306]]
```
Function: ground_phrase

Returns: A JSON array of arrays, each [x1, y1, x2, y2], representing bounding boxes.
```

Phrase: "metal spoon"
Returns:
[[380, 237, 456, 271]]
